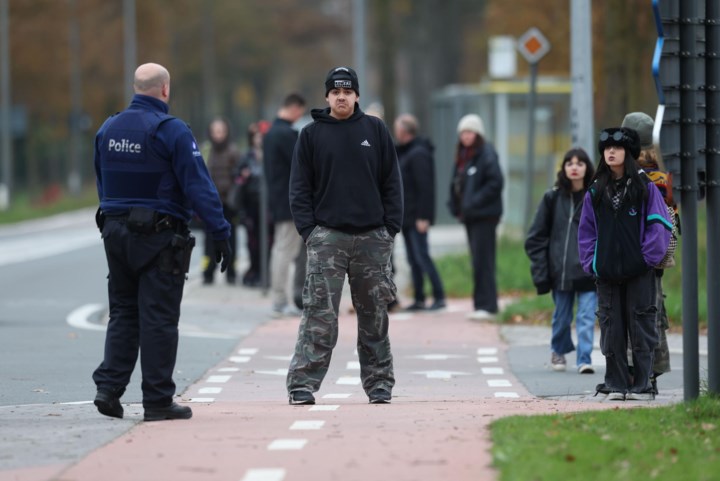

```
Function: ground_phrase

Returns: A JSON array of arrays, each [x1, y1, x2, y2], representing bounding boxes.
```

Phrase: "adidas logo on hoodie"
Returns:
[[360, 139, 371, 147]]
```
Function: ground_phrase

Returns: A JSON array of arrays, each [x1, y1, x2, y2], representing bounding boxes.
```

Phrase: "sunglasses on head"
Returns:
[[599, 130, 627, 143]]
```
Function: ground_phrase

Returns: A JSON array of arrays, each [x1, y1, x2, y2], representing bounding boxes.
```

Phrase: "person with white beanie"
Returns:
[[448, 114, 504, 321]]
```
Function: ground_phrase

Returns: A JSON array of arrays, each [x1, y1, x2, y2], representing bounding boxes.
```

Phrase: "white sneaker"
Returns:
[[467, 309, 496, 321], [607, 392, 625, 401], [626, 391, 655, 401], [578, 364, 595, 374]]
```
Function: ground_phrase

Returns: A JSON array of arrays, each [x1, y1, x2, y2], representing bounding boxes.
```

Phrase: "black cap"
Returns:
[[598, 127, 641, 160], [324, 66, 359, 96]]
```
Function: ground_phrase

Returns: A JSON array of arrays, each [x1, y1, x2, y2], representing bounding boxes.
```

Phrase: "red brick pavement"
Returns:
[[10, 299, 623, 481]]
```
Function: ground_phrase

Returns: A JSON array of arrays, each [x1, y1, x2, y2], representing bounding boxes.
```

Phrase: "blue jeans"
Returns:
[[551, 290, 597, 366]]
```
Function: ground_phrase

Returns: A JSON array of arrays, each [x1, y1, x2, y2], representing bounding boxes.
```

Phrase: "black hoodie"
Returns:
[[289, 104, 403, 241], [396, 136, 436, 227]]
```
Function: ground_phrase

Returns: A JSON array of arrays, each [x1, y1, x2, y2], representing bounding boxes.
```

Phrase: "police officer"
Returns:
[[92, 63, 232, 421], [286, 66, 403, 405]]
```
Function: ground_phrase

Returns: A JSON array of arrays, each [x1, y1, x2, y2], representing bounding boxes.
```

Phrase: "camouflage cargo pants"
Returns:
[[286, 226, 397, 395]]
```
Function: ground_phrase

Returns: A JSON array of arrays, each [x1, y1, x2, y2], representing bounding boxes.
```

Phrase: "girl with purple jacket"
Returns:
[[578, 127, 672, 401]]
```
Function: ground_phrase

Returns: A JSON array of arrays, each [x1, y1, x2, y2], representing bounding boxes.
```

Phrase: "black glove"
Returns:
[[214, 239, 233, 273], [535, 281, 551, 295]]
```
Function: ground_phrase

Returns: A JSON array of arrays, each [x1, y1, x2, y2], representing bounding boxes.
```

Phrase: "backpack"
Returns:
[[656, 203, 679, 269], [645, 170, 679, 269]]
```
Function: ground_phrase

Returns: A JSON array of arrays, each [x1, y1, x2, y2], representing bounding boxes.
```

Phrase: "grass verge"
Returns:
[[491, 396, 720, 481], [0, 187, 97, 225]]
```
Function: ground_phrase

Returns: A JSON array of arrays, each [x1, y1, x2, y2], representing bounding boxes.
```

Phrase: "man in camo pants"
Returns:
[[286, 66, 403, 405]]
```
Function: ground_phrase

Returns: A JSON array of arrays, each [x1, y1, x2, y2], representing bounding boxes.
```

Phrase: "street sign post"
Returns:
[[517, 27, 550, 64], [517, 27, 550, 231]]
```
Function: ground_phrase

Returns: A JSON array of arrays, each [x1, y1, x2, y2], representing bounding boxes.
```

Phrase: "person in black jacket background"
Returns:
[[524, 147, 597, 374], [449, 114, 504, 321], [264, 93, 306, 316], [394, 113, 445, 311]]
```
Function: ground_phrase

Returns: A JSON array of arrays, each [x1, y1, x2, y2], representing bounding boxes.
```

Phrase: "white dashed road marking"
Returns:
[[336, 376, 361, 385], [477, 347, 498, 355], [412, 370, 471, 379], [406, 354, 467, 360], [482, 367, 504, 375], [322, 393, 352, 399], [229, 356, 251, 363], [199, 387, 222, 394], [487, 379, 512, 387], [238, 348, 259, 355], [289, 420, 325, 430], [267, 439, 308, 450], [494, 392, 520, 398], [188, 397, 215, 403], [309, 405, 339, 411], [477, 356, 499, 363], [218, 367, 240, 372], [206, 375, 231, 383], [255, 369, 289, 376], [345, 361, 360, 370], [240, 468, 286, 481]]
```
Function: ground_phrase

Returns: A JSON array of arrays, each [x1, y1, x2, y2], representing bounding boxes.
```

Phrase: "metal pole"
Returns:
[[569, 0, 595, 156], [0, 0, 12, 210], [523, 61, 539, 232], [201, 0, 216, 125], [123, 0, 136, 105], [706, 0, 720, 395], [680, 0, 700, 401], [68, 0, 82, 195], [352, 0, 366, 101]]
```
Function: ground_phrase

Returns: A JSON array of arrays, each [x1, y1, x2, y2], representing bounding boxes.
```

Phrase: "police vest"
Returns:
[[99, 109, 175, 200]]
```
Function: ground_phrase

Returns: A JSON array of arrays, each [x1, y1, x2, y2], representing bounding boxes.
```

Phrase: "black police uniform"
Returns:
[[92, 94, 230, 411]]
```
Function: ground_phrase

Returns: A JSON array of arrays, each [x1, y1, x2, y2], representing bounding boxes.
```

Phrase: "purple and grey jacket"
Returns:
[[578, 176, 672, 281]]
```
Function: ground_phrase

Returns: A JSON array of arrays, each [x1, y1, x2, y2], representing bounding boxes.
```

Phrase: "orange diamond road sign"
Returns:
[[517, 27, 551, 64]]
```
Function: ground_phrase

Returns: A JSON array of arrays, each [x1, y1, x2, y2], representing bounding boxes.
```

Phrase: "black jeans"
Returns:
[[597, 269, 658, 394], [465, 219, 498, 312], [92, 219, 186, 408], [402, 226, 445, 303]]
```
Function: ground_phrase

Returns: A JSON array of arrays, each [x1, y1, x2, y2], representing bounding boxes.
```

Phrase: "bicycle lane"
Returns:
[[39, 297, 631, 481]]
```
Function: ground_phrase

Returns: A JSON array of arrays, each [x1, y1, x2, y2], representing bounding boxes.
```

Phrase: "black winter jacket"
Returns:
[[396, 137, 436, 227], [289, 104, 403, 242], [448, 142, 504, 222], [264, 118, 298, 222], [524, 188, 595, 294]]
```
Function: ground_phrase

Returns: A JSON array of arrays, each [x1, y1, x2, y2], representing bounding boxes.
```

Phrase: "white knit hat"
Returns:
[[457, 114, 485, 137]]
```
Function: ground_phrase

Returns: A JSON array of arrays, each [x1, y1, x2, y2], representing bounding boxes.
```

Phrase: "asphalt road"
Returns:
[[0, 208, 251, 407], [0, 209, 259, 472]]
